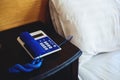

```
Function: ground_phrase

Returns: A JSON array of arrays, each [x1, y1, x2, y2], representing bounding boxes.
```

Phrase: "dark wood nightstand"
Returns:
[[0, 21, 82, 80]]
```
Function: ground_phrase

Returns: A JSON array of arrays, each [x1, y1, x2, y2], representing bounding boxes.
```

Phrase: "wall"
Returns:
[[0, 0, 50, 31]]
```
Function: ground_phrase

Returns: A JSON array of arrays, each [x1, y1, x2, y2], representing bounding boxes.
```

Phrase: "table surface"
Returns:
[[0, 21, 82, 80]]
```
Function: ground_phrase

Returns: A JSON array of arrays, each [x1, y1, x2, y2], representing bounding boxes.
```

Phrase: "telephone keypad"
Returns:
[[37, 36, 60, 54]]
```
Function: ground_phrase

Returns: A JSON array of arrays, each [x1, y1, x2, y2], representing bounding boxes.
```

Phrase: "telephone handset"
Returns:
[[17, 30, 61, 59]]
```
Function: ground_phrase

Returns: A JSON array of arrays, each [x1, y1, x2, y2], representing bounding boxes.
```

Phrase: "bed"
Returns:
[[49, 0, 120, 80]]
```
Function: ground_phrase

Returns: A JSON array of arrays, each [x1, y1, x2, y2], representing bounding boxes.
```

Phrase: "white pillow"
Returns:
[[50, 0, 120, 55]]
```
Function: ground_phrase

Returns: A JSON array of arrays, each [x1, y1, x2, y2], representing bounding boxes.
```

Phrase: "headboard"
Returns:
[[0, 0, 50, 31]]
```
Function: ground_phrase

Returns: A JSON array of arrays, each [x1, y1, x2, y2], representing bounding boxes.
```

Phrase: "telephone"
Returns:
[[17, 30, 61, 59]]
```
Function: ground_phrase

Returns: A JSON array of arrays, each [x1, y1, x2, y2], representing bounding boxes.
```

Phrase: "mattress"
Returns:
[[49, 0, 120, 80]]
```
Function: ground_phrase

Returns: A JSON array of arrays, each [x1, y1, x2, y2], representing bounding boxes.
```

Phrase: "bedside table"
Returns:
[[0, 21, 82, 80]]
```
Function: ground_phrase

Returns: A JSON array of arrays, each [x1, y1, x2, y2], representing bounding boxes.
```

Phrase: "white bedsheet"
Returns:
[[49, 0, 120, 80], [78, 50, 120, 80]]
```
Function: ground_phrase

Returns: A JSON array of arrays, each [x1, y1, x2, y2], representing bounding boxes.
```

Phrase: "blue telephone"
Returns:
[[9, 30, 61, 73], [17, 30, 61, 59]]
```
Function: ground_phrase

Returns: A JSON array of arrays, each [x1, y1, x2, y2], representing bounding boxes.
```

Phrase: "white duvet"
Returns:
[[49, 0, 120, 80], [78, 50, 120, 80]]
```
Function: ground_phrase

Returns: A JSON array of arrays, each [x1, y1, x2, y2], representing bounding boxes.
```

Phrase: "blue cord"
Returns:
[[8, 59, 43, 73], [59, 35, 73, 46]]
